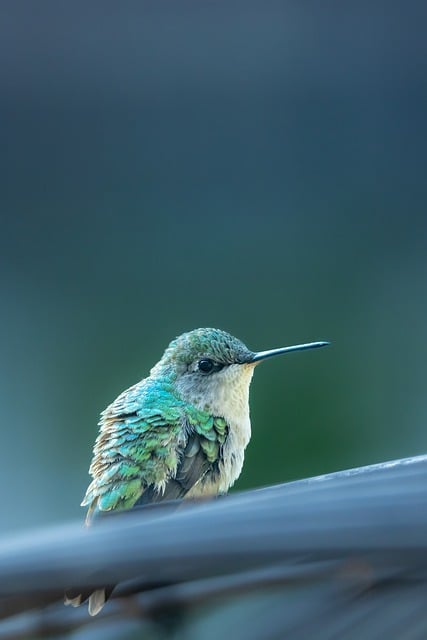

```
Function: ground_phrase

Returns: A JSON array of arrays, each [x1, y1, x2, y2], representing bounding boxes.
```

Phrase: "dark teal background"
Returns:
[[1, 2, 426, 533]]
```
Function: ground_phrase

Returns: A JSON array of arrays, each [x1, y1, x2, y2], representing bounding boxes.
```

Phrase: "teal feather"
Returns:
[[81, 376, 229, 519]]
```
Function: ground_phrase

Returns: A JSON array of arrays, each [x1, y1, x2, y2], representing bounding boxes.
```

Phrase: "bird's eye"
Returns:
[[197, 359, 223, 374], [198, 359, 214, 373]]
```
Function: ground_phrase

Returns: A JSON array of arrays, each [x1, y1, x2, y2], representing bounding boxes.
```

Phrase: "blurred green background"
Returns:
[[1, 2, 426, 534]]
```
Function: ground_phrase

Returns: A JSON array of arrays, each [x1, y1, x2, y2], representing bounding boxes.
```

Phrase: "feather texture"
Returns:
[[81, 377, 230, 520]]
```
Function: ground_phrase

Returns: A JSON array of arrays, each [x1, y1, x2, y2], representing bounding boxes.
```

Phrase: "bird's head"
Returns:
[[151, 328, 328, 420]]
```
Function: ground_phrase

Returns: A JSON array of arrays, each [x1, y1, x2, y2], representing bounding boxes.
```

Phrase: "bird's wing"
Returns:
[[81, 380, 228, 519], [137, 415, 227, 504]]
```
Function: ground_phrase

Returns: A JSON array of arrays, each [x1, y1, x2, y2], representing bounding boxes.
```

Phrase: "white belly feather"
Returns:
[[182, 363, 255, 497]]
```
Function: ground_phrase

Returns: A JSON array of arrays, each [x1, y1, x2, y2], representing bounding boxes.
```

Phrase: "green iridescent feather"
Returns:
[[81, 376, 228, 519]]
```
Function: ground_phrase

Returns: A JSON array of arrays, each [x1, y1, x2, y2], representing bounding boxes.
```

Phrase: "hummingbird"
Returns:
[[68, 327, 328, 614]]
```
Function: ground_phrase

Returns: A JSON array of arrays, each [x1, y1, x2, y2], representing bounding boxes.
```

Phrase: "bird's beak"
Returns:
[[250, 341, 330, 364]]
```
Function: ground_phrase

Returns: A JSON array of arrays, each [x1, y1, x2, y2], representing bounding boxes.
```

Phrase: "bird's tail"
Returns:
[[64, 586, 113, 616]]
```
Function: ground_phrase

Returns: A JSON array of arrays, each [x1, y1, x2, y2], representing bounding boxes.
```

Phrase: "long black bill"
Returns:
[[251, 341, 330, 363]]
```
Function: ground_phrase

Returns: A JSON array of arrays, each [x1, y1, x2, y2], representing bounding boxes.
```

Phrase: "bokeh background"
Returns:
[[1, 2, 426, 534]]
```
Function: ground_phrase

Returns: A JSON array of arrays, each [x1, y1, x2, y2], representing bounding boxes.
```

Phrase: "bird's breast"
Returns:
[[178, 363, 255, 497], [218, 412, 251, 492], [186, 412, 252, 498]]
